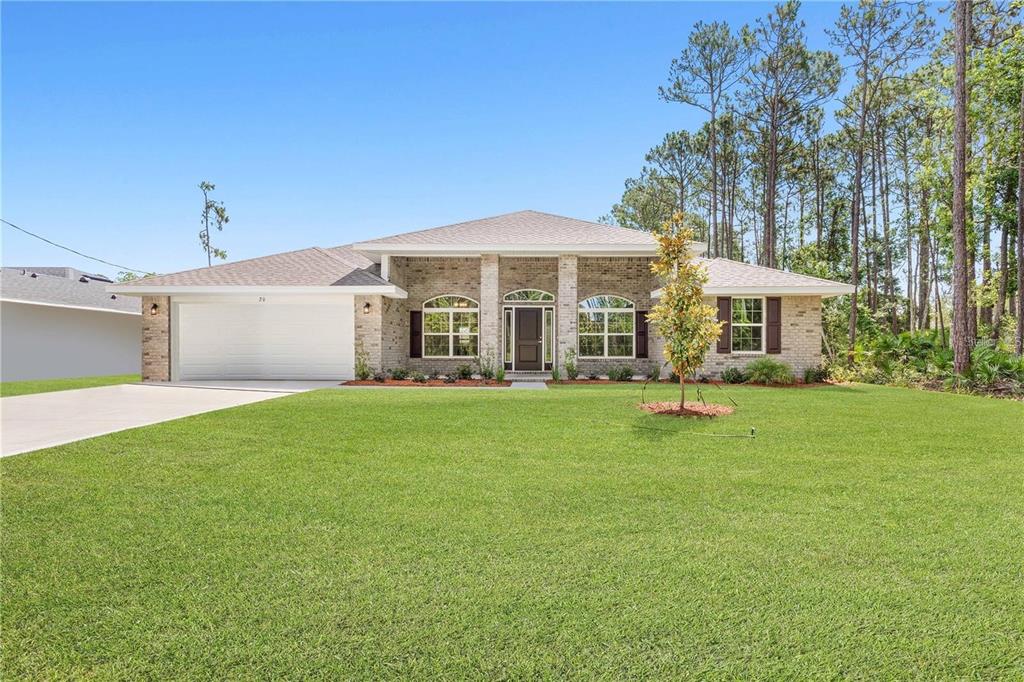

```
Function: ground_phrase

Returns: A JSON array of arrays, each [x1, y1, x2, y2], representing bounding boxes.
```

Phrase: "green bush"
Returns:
[[456, 364, 474, 380], [550, 365, 560, 382], [495, 366, 506, 383], [587, 372, 601, 381], [563, 349, 578, 380], [372, 370, 387, 383], [802, 366, 828, 384], [354, 343, 373, 381], [475, 349, 496, 380], [388, 367, 409, 381], [645, 365, 661, 381], [410, 371, 427, 383], [744, 358, 795, 385], [607, 366, 634, 382], [721, 367, 747, 384], [442, 374, 457, 384]]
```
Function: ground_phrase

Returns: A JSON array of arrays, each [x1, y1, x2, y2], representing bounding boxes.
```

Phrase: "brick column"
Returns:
[[354, 295, 383, 371], [557, 255, 577, 370], [479, 255, 500, 364], [141, 295, 171, 382]]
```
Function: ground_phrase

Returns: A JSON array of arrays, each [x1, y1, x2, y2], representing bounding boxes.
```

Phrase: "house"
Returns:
[[1, 267, 141, 381], [108, 211, 853, 382]]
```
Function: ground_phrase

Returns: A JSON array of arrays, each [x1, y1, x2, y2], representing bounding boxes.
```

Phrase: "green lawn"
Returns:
[[2, 384, 1021, 678], [0, 373, 140, 397]]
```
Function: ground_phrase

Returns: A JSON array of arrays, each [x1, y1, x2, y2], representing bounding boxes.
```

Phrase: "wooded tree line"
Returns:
[[602, 0, 1024, 369]]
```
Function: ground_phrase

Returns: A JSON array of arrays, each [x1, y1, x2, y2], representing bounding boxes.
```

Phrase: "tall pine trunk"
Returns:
[[1016, 84, 1024, 355], [950, 0, 971, 373]]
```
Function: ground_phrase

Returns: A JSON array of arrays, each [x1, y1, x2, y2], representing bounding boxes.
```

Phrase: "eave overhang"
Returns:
[[106, 284, 409, 298], [651, 284, 855, 299]]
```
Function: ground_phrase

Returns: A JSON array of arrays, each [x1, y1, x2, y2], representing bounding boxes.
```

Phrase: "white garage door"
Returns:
[[175, 300, 354, 380]]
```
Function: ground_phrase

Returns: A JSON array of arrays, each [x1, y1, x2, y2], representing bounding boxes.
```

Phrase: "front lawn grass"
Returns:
[[0, 373, 139, 397], [2, 383, 1021, 678]]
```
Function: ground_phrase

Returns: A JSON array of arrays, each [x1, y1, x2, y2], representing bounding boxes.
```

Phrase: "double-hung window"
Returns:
[[423, 296, 479, 357], [578, 295, 634, 358], [731, 297, 764, 352]]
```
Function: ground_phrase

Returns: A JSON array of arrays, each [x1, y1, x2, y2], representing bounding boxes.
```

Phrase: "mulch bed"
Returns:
[[341, 379, 511, 387], [639, 401, 735, 418], [548, 379, 831, 388]]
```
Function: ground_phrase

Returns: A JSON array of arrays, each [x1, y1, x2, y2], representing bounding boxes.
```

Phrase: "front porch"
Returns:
[[356, 254, 664, 378]]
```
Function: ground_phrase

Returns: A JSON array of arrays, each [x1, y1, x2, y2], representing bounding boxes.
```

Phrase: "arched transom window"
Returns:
[[423, 295, 479, 358], [504, 289, 555, 303], [578, 295, 634, 358]]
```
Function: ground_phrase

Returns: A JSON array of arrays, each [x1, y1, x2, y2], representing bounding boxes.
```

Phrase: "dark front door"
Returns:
[[514, 308, 543, 371]]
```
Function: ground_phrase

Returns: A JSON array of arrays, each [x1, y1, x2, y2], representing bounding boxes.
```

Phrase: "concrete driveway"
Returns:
[[1, 381, 337, 457]]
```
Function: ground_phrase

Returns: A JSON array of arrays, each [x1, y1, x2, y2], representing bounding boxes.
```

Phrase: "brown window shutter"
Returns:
[[716, 297, 731, 353], [635, 311, 648, 358], [409, 310, 422, 358], [766, 297, 782, 354]]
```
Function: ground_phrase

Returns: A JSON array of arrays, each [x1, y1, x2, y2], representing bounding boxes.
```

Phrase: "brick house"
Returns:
[[109, 211, 852, 381]]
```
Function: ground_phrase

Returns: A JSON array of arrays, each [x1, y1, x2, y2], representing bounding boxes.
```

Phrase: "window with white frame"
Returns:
[[731, 297, 764, 352], [578, 295, 634, 358], [504, 289, 555, 303], [423, 295, 479, 357]]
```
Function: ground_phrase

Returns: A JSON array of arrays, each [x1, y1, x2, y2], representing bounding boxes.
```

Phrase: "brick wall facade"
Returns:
[[575, 257, 662, 377], [699, 295, 822, 378], [358, 256, 824, 380], [141, 295, 171, 382]]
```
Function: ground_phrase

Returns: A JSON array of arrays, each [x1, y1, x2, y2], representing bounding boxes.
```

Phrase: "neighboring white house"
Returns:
[[1, 267, 141, 381]]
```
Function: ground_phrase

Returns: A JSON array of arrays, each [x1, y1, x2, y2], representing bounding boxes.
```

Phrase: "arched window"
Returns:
[[503, 289, 555, 303], [578, 295, 634, 358], [423, 296, 479, 357]]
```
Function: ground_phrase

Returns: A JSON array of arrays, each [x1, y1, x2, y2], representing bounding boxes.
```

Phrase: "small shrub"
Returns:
[[495, 366, 506, 383], [588, 372, 601, 381], [667, 369, 680, 384], [802, 366, 828, 384], [442, 374, 457, 384], [372, 370, 387, 383], [563, 349, 578, 380], [645, 365, 660, 381], [456, 364, 474, 380], [607, 365, 634, 382], [388, 367, 409, 381], [354, 343, 372, 381], [744, 358, 794, 385], [427, 371, 441, 382], [550, 365, 560, 382], [475, 348, 496, 380], [721, 367, 747, 384], [410, 371, 427, 383]]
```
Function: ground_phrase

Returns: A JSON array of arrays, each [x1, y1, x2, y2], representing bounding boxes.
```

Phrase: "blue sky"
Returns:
[[2, 2, 929, 277]]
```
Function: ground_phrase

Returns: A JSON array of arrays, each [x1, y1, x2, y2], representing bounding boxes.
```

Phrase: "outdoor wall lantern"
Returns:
[[363, 302, 372, 315], [150, 302, 160, 316]]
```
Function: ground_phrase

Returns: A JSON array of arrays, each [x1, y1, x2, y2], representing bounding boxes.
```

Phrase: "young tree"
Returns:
[[198, 181, 230, 267], [660, 21, 748, 258], [648, 215, 724, 408]]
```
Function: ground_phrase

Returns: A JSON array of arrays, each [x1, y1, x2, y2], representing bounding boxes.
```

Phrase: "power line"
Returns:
[[1, 218, 150, 275]]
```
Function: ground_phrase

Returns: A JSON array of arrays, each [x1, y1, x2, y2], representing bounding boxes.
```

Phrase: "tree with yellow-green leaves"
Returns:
[[648, 214, 724, 408]]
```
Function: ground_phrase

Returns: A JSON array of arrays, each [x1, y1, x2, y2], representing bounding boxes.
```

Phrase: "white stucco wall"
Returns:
[[0, 301, 141, 381]]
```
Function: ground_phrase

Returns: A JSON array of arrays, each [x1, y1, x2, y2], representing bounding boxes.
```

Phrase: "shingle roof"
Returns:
[[672, 258, 853, 295], [114, 246, 386, 287], [1, 268, 140, 313], [354, 210, 658, 247]]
